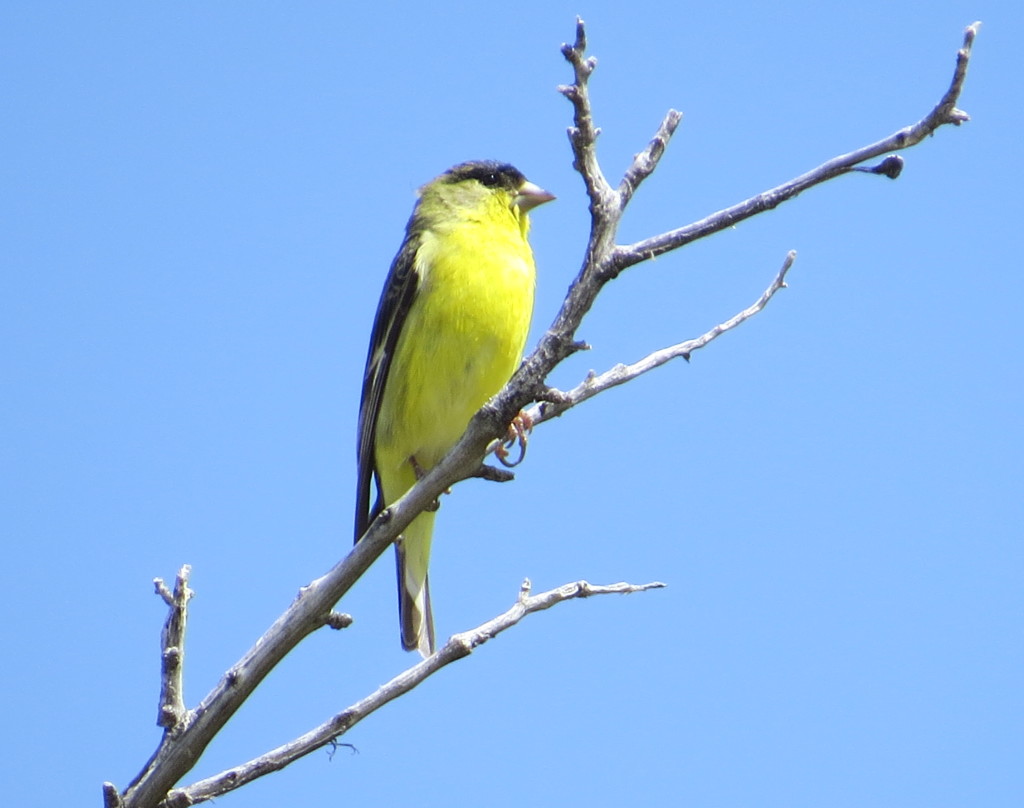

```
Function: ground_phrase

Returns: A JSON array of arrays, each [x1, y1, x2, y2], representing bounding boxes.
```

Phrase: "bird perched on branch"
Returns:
[[355, 160, 554, 657]]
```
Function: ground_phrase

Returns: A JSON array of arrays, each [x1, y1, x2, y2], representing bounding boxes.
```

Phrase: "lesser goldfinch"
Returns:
[[355, 161, 554, 657]]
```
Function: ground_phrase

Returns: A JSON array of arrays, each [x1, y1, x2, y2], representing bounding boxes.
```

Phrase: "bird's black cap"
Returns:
[[441, 160, 526, 193]]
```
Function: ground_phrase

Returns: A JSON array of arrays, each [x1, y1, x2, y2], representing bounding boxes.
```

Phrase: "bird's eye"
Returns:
[[480, 172, 500, 187]]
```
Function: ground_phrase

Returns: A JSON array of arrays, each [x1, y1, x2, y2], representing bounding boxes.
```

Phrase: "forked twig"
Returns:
[[160, 580, 664, 806]]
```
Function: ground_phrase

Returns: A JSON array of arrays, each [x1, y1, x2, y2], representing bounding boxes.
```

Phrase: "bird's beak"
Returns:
[[514, 180, 556, 212]]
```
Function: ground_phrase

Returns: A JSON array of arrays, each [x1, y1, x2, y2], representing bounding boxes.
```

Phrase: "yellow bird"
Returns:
[[355, 161, 554, 656]]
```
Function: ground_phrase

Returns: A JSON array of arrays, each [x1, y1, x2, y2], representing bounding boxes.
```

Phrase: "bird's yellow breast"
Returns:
[[374, 215, 536, 496]]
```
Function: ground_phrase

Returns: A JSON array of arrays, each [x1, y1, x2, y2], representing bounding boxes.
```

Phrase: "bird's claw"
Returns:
[[495, 410, 533, 468]]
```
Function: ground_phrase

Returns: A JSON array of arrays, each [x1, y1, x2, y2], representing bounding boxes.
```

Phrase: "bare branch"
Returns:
[[484, 18, 977, 450], [121, 511, 410, 807], [558, 17, 614, 207], [155, 566, 191, 729], [613, 22, 980, 271], [111, 21, 978, 807], [620, 109, 683, 205], [927, 21, 980, 128], [160, 579, 665, 806], [527, 251, 796, 426]]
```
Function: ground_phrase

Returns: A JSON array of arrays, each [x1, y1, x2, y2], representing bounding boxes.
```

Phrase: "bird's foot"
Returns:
[[495, 410, 533, 468], [409, 454, 447, 509]]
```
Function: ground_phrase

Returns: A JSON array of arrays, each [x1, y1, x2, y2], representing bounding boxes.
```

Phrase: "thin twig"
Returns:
[[612, 22, 980, 271], [155, 566, 192, 729], [526, 251, 795, 427], [160, 579, 665, 806], [558, 18, 613, 207], [620, 109, 683, 205]]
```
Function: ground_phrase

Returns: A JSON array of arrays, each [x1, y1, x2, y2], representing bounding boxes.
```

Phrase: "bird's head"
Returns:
[[420, 160, 555, 236]]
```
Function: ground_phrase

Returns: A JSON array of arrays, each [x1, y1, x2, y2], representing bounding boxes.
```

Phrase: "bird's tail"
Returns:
[[395, 509, 436, 657]]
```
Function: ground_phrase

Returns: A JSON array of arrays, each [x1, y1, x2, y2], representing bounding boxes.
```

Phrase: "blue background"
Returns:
[[3, 2, 1020, 806]]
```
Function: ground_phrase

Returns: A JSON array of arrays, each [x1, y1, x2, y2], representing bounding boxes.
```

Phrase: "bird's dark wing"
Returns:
[[354, 227, 423, 543]]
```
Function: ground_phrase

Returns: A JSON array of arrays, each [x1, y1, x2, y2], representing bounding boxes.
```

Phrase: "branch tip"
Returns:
[[156, 565, 193, 730], [471, 463, 516, 483], [154, 578, 173, 605], [573, 17, 586, 53], [102, 782, 124, 808], [964, 21, 981, 48]]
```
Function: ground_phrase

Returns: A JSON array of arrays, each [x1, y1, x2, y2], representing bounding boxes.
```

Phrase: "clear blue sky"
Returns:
[[3, 2, 1020, 806]]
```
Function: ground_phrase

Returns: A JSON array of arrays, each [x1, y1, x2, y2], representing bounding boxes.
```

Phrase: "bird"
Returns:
[[355, 160, 554, 657]]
